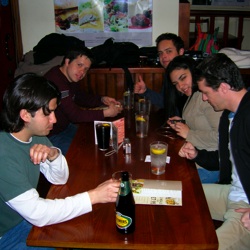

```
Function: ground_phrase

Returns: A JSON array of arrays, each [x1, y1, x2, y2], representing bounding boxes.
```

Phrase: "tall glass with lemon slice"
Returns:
[[135, 98, 151, 115], [135, 112, 149, 138], [150, 141, 168, 175]]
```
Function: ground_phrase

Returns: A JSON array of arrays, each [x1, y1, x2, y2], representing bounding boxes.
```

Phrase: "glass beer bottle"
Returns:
[[115, 171, 135, 234]]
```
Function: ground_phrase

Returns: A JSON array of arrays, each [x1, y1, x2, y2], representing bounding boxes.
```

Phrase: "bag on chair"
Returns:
[[91, 38, 140, 67]]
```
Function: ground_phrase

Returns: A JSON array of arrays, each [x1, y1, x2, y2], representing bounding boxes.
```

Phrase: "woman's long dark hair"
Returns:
[[164, 55, 198, 119]]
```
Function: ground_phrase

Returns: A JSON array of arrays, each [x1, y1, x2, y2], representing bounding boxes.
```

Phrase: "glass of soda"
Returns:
[[96, 123, 111, 151]]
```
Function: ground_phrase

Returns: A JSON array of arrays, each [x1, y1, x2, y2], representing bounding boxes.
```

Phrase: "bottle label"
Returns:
[[116, 212, 132, 229], [119, 181, 130, 196]]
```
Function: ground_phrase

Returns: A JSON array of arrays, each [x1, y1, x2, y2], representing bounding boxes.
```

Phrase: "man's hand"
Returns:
[[88, 178, 120, 204], [30, 144, 59, 164], [101, 96, 120, 106], [235, 208, 250, 230], [103, 103, 122, 117], [134, 75, 147, 94], [178, 141, 198, 160]]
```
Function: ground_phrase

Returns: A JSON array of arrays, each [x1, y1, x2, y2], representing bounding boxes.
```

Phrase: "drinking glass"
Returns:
[[150, 141, 168, 175], [135, 98, 151, 115], [135, 112, 149, 138], [123, 90, 134, 109], [96, 123, 111, 151]]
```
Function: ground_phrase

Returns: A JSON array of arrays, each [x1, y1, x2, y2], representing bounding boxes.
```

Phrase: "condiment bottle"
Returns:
[[123, 138, 131, 155]]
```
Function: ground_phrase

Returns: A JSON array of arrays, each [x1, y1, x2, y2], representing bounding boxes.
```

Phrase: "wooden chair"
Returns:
[[189, 9, 247, 50]]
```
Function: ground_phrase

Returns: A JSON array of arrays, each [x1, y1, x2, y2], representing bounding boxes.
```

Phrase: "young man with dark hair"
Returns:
[[134, 33, 186, 116], [0, 73, 119, 249], [45, 45, 122, 155], [179, 53, 250, 250]]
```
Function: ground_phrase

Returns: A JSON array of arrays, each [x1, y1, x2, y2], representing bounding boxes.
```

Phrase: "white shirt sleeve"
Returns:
[[7, 188, 92, 227], [39, 148, 69, 185]]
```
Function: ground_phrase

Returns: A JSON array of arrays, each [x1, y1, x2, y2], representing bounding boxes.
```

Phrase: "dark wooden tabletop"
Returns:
[[27, 110, 218, 250]]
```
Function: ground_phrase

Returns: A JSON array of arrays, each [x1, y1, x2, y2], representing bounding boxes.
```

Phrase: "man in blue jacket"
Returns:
[[179, 53, 250, 250]]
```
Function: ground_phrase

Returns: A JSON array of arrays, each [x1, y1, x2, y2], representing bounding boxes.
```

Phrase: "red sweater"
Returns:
[[45, 66, 104, 136]]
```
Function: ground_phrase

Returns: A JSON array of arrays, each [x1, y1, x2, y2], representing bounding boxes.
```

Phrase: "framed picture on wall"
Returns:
[[54, 0, 153, 47]]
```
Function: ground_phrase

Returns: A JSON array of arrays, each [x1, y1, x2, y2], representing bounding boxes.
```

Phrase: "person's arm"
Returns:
[[59, 90, 105, 122], [101, 96, 121, 106], [6, 179, 119, 227], [103, 103, 122, 118], [194, 149, 219, 170], [29, 144, 69, 184], [143, 88, 164, 108], [179, 142, 219, 170], [39, 148, 69, 185], [134, 74, 164, 108], [134, 75, 147, 94], [74, 85, 103, 108]]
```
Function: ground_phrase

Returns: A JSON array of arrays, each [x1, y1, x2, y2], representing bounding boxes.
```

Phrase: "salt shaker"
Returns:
[[123, 138, 131, 154]]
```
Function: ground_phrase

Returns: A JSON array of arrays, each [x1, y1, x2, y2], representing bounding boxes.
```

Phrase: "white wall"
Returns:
[[19, 0, 179, 54]]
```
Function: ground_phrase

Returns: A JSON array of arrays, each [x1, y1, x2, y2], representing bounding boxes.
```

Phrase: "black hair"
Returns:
[[167, 55, 198, 85], [164, 55, 197, 119], [61, 45, 94, 65], [1, 73, 61, 133], [196, 53, 245, 91], [155, 33, 184, 52]]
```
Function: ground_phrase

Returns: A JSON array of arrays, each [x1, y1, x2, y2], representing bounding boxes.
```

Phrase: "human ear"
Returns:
[[20, 109, 31, 122], [64, 58, 70, 66], [220, 82, 231, 93], [179, 48, 185, 55]]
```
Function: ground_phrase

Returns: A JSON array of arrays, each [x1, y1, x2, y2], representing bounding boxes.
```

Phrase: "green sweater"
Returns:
[[0, 132, 52, 236]]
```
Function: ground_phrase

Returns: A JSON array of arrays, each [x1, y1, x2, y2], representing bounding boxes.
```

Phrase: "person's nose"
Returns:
[[80, 67, 88, 74], [50, 112, 57, 124], [202, 93, 208, 101], [176, 81, 184, 91], [160, 51, 168, 59]]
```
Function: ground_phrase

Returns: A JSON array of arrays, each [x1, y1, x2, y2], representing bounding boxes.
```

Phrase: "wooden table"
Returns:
[[27, 110, 218, 249]]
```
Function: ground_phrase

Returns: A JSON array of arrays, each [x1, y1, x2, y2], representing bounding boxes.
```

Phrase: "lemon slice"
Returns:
[[138, 98, 145, 103], [151, 148, 166, 155], [136, 117, 146, 122], [102, 123, 110, 127]]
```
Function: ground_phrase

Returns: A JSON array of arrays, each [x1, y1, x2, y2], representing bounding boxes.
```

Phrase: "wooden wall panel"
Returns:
[[80, 67, 165, 101]]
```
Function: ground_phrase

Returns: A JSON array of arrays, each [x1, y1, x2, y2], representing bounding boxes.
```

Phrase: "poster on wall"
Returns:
[[54, 0, 153, 47]]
